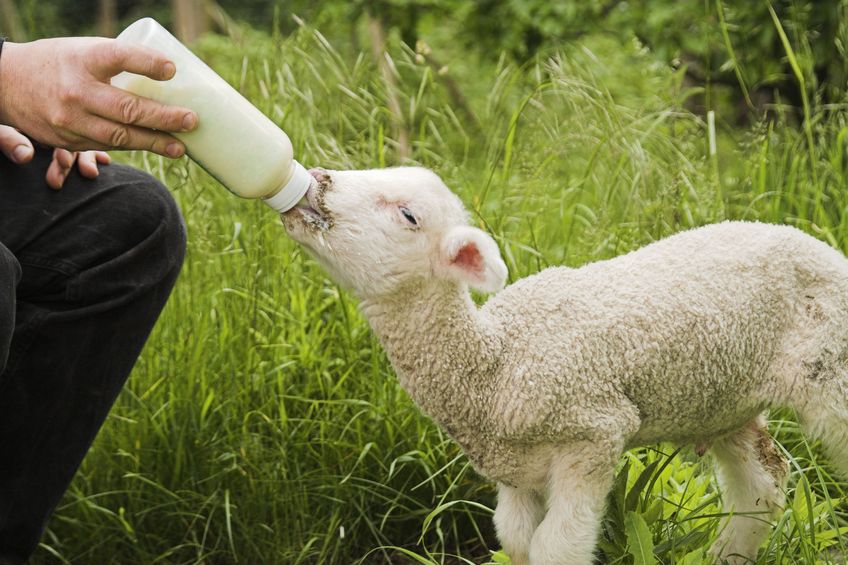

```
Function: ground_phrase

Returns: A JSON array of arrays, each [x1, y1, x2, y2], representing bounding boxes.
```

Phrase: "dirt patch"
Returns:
[[803, 358, 826, 382], [753, 426, 788, 480], [304, 172, 335, 231], [803, 295, 827, 322]]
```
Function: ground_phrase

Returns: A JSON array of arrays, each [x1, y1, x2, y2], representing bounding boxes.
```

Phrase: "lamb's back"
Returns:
[[482, 221, 848, 445]]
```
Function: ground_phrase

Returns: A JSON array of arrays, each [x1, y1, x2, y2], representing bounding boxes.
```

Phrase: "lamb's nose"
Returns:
[[307, 168, 331, 184]]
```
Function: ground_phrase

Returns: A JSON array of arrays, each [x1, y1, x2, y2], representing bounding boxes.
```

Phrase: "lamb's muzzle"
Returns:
[[283, 168, 334, 231]]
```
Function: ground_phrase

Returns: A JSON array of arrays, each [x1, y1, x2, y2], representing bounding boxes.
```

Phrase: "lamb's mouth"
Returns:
[[297, 197, 329, 227], [289, 169, 334, 231]]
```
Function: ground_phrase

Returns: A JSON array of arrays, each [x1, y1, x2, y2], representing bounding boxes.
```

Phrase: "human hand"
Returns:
[[0, 37, 197, 158], [0, 124, 111, 189]]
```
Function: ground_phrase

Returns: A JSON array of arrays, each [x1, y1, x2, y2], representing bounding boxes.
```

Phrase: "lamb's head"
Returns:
[[282, 166, 508, 299]]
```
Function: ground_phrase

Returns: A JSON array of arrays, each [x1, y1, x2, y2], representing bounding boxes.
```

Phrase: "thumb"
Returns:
[[0, 125, 34, 164]]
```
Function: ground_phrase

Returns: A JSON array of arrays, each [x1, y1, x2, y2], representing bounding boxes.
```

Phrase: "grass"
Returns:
[[30, 15, 848, 565]]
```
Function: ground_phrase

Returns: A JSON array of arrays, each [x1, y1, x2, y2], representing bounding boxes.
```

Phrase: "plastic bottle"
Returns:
[[111, 17, 311, 212]]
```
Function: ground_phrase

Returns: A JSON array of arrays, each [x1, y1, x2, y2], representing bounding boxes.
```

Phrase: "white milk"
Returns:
[[112, 18, 311, 212]]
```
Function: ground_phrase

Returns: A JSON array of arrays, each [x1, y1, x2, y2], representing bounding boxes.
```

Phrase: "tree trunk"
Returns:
[[0, 0, 27, 42], [366, 11, 411, 162], [416, 41, 482, 135], [172, 0, 209, 43], [97, 0, 117, 37], [203, 0, 241, 39]]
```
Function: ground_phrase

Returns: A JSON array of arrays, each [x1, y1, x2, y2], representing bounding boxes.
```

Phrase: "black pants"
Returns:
[[0, 146, 186, 563]]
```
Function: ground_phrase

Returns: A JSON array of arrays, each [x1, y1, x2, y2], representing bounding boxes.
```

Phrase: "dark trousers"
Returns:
[[0, 146, 186, 563]]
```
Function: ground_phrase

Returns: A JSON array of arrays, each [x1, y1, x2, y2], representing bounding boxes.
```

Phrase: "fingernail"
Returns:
[[163, 62, 176, 78], [166, 143, 184, 158], [11, 144, 32, 163], [181, 113, 197, 131]]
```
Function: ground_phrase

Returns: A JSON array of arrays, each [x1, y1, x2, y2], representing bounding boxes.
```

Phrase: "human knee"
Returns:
[[0, 244, 21, 288], [73, 165, 187, 297], [0, 244, 20, 373], [115, 166, 187, 276]]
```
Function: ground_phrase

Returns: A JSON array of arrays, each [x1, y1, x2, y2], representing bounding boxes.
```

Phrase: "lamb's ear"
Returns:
[[437, 226, 508, 293]]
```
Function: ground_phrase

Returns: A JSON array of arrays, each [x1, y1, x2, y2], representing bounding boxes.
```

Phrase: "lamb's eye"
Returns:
[[399, 206, 418, 226]]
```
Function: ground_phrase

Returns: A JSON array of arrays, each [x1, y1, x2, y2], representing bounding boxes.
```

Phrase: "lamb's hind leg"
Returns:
[[709, 415, 789, 565], [493, 484, 544, 565], [797, 369, 848, 476]]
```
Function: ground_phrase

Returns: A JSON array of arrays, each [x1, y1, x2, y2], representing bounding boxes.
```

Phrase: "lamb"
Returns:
[[281, 166, 848, 565]]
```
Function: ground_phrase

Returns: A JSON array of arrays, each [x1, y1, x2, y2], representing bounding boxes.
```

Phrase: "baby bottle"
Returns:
[[111, 17, 311, 212]]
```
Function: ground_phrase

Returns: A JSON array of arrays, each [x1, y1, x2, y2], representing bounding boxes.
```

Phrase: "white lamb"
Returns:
[[281, 166, 848, 565]]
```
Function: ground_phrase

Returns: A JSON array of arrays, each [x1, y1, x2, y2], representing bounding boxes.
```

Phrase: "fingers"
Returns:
[[87, 83, 197, 133], [46, 149, 78, 189], [69, 114, 186, 158], [0, 125, 34, 164], [92, 40, 176, 81], [76, 151, 102, 179], [55, 147, 76, 169], [78, 151, 110, 177], [48, 150, 110, 189]]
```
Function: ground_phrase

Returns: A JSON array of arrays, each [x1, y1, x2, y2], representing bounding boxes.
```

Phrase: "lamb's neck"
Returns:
[[360, 280, 502, 431]]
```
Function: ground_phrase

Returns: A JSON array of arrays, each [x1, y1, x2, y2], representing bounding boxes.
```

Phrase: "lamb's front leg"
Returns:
[[494, 484, 545, 565], [529, 443, 619, 565]]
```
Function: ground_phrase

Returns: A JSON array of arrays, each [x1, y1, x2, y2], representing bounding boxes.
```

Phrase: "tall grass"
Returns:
[[30, 17, 848, 565]]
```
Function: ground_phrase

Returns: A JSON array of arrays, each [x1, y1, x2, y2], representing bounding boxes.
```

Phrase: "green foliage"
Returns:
[[599, 450, 716, 563], [12, 0, 848, 119], [459, 0, 848, 112], [459, 0, 609, 60], [624, 511, 656, 565]]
